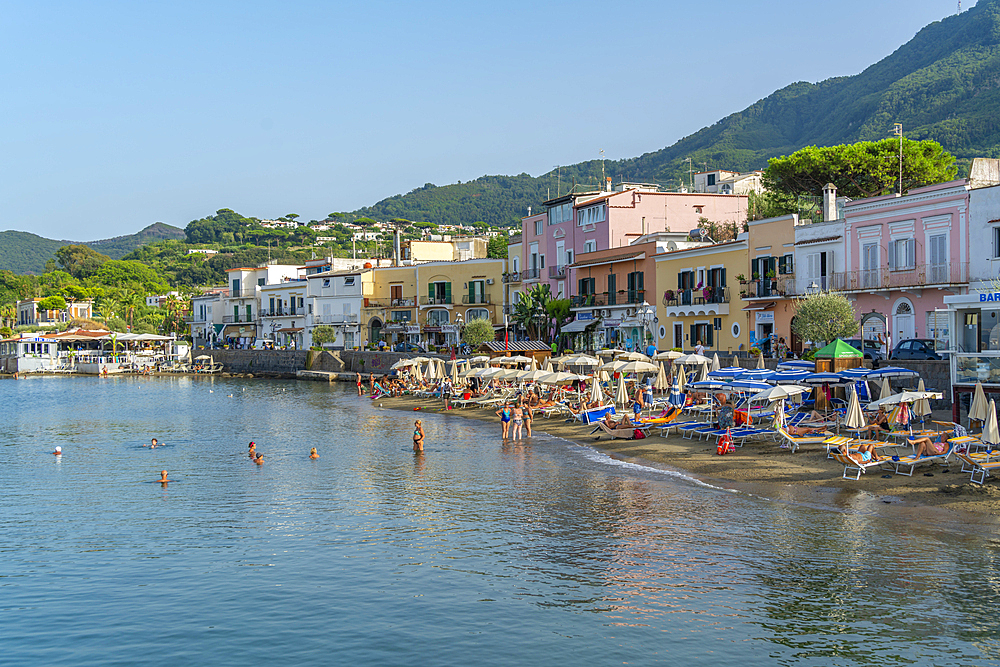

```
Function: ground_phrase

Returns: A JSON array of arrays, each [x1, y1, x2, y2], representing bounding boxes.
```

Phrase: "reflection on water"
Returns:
[[2, 376, 1000, 666]]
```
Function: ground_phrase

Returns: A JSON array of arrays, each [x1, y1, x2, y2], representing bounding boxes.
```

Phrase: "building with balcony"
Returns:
[[400, 237, 488, 264], [223, 263, 301, 340], [505, 234, 522, 337], [416, 258, 504, 348], [307, 268, 374, 349], [655, 236, 749, 354], [16, 299, 93, 327], [258, 279, 310, 349], [742, 213, 806, 355], [362, 265, 422, 348], [189, 288, 228, 347]]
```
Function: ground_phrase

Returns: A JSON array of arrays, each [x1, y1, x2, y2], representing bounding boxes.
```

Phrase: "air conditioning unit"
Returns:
[[486, 278, 494, 285], [602, 309, 610, 317]]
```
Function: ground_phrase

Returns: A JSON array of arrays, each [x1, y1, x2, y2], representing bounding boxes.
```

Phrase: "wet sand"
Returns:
[[375, 394, 1000, 518]]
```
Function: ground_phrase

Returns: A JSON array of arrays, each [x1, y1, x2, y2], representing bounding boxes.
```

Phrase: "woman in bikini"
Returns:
[[909, 431, 950, 457], [521, 399, 533, 437], [838, 441, 882, 465], [511, 404, 524, 440], [413, 420, 424, 453], [496, 403, 513, 439]]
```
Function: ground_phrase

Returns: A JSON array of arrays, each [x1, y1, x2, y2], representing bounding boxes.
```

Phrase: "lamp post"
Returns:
[[454, 313, 464, 354], [637, 301, 655, 351], [892, 123, 903, 195]]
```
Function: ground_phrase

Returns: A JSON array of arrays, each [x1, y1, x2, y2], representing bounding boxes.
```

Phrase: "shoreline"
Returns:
[[374, 393, 1000, 519]]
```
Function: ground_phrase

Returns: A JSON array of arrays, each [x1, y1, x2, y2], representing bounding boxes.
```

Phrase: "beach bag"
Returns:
[[718, 406, 735, 430], [633, 428, 646, 439], [716, 428, 735, 455]]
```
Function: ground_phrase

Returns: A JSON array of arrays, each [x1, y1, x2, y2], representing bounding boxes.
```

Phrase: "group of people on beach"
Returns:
[[496, 398, 533, 440]]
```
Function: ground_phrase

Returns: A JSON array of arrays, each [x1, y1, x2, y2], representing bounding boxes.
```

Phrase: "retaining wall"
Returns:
[[209, 350, 309, 378]]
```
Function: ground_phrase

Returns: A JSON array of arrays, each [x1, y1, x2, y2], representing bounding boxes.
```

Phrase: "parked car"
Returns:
[[889, 338, 943, 360], [843, 338, 884, 361], [394, 342, 423, 353]]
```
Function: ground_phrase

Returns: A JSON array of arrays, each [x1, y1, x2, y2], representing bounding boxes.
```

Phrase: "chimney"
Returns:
[[823, 183, 838, 222], [606, 177, 612, 192], [394, 227, 401, 267]]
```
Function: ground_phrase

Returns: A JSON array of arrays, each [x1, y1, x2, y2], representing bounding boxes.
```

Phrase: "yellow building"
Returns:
[[363, 258, 506, 350], [654, 236, 751, 354]]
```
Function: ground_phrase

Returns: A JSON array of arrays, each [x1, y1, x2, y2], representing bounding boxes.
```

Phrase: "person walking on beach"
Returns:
[[496, 403, 513, 439], [413, 420, 424, 453], [357, 372, 363, 396]]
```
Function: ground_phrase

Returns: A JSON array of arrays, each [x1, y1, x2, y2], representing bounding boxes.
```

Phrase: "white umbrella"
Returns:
[[675, 366, 686, 394], [912, 378, 932, 420], [654, 350, 683, 361], [562, 354, 600, 367], [596, 349, 616, 358], [478, 367, 506, 379], [867, 390, 943, 410], [467, 355, 490, 365], [616, 361, 659, 374], [673, 353, 711, 366], [497, 355, 533, 365], [426, 360, 437, 380], [530, 357, 539, 371], [599, 360, 631, 373], [756, 353, 765, 370], [494, 367, 522, 380], [614, 375, 630, 406], [450, 360, 461, 384], [543, 359, 553, 373], [970, 381, 989, 426], [748, 385, 809, 403], [845, 384, 866, 430], [654, 362, 669, 392], [985, 399, 1000, 446], [598, 369, 611, 382], [589, 375, 604, 403], [880, 377, 892, 401], [411, 356, 431, 364], [711, 353, 721, 372], [390, 358, 416, 369], [517, 369, 551, 382], [539, 371, 586, 385], [697, 362, 709, 383], [412, 362, 424, 382], [615, 351, 651, 362]]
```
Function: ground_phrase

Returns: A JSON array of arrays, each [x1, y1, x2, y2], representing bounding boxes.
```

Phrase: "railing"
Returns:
[[313, 314, 359, 324], [502, 272, 521, 283], [222, 316, 234, 323], [742, 277, 797, 299], [571, 294, 608, 308], [548, 265, 567, 279], [663, 286, 730, 307], [364, 299, 385, 309], [830, 262, 968, 292], [521, 268, 541, 280], [391, 297, 415, 307], [461, 293, 492, 304], [227, 288, 258, 299], [421, 296, 453, 305]]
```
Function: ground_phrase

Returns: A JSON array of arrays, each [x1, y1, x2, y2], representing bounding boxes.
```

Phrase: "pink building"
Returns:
[[835, 180, 971, 350], [520, 185, 748, 299]]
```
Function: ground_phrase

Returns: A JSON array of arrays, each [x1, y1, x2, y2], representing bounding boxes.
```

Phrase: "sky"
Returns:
[[0, 0, 976, 240]]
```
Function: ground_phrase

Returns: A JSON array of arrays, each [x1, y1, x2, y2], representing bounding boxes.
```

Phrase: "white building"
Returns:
[[259, 279, 311, 349], [308, 269, 372, 349], [17, 299, 93, 327], [189, 289, 227, 347], [223, 264, 301, 341]]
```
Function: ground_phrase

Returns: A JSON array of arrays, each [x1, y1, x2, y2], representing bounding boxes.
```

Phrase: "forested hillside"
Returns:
[[356, 0, 1000, 225]]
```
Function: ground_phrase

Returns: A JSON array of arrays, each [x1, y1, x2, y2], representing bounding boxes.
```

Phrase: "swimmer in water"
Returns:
[[248, 441, 256, 458], [53, 446, 62, 456], [254, 453, 264, 465], [149, 438, 158, 449], [158, 470, 170, 483], [309, 447, 319, 459]]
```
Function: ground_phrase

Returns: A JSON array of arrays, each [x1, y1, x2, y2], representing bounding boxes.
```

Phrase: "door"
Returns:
[[862, 244, 878, 289], [674, 323, 683, 349], [894, 301, 914, 343]]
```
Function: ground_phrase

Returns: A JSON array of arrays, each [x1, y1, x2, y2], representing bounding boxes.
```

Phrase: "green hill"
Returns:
[[0, 222, 185, 274], [355, 0, 1000, 226]]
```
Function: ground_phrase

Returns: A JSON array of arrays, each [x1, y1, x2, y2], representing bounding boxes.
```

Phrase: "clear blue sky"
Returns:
[[0, 0, 974, 239]]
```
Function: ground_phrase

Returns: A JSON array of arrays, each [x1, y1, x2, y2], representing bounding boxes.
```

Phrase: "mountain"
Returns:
[[355, 0, 1000, 226], [0, 222, 185, 275]]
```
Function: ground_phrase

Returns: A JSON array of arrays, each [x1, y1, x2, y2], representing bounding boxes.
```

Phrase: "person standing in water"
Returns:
[[149, 438, 159, 449], [248, 441, 256, 458], [413, 420, 424, 453], [357, 372, 363, 396], [158, 470, 170, 484], [496, 403, 512, 439], [309, 447, 319, 459]]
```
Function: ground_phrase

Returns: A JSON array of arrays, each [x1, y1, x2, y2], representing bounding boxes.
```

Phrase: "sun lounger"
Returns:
[[589, 421, 650, 440], [955, 451, 1000, 484], [775, 426, 835, 453], [579, 404, 616, 425], [890, 442, 956, 476], [831, 450, 891, 480]]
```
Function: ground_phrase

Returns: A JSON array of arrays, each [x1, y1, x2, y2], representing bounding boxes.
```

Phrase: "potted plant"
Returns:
[[766, 270, 778, 290], [739, 290, 747, 298], [736, 274, 747, 284], [752, 272, 760, 281]]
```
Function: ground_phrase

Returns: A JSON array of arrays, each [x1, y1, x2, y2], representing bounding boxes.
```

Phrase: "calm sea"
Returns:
[[2, 376, 999, 666]]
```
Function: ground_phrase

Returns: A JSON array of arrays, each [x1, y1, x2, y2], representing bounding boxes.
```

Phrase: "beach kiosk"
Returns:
[[812, 339, 863, 373], [942, 286, 1000, 419]]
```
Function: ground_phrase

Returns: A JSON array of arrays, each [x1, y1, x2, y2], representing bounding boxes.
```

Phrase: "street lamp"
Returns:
[[637, 301, 655, 348]]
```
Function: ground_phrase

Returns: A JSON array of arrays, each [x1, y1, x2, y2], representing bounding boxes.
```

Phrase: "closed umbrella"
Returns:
[[970, 381, 989, 426], [676, 366, 686, 395], [438, 359, 447, 378], [599, 369, 611, 382], [589, 375, 604, 404], [543, 359, 553, 373], [845, 385, 866, 430], [426, 360, 437, 380], [614, 375, 630, 406], [696, 362, 709, 382], [529, 357, 538, 371], [756, 354, 765, 369], [711, 353, 721, 372], [450, 360, 461, 384], [912, 378, 932, 422], [985, 399, 1000, 447], [654, 362, 669, 392], [412, 362, 423, 382], [880, 377, 892, 400]]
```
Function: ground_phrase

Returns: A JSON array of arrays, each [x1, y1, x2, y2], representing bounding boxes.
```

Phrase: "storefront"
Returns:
[[944, 289, 1000, 385]]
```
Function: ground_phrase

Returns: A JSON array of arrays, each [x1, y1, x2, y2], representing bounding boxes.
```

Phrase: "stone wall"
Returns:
[[209, 350, 309, 378]]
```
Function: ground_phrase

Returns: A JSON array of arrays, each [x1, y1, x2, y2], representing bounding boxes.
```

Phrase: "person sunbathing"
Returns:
[[853, 408, 891, 436], [909, 432, 949, 457], [785, 424, 828, 436], [838, 442, 881, 465], [604, 413, 633, 429]]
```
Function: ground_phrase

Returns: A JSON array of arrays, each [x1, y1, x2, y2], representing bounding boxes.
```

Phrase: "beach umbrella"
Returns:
[[539, 371, 586, 385], [755, 354, 765, 369], [616, 360, 659, 374], [912, 378, 932, 421], [749, 385, 810, 403], [802, 372, 847, 386], [839, 368, 870, 381], [478, 366, 506, 379], [867, 390, 943, 410], [589, 375, 604, 403], [411, 356, 431, 364], [563, 354, 599, 367], [390, 359, 416, 370], [690, 379, 729, 391], [412, 362, 424, 382], [654, 350, 683, 361], [777, 360, 814, 371], [711, 353, 721, 372], [655, 362, 669, 392], [741, 369, 776, 382], [866, 366, 920, 380], [970, 381, 989, 426], [467, 355, 490, 365], [598, 368, 611, 382], [615, 351, 651, 362], [726, 379, 771, 393], [426, 360, 438, 380], [449, 360, 461, 384], [676, 366, 686, 394], [694, 362, 707, 382], [768, 369, 811, 385], [495, 367, 522, 380], [543, 359, 553, 373], [879, 377, 892, 400], [596, 349, 616, 357], [530, 357, 539, 371], [599, 359, 631, 373], [673, 353, 711, 366], [845, 385, 866, 430], [517, 369, 551, 382], [709, 367, 747, 380], [614, 375, 630, 406], [985, 400, 1000, 447]]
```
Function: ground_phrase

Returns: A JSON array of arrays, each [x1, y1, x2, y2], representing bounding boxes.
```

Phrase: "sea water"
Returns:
[[1, 376, 999, 666]]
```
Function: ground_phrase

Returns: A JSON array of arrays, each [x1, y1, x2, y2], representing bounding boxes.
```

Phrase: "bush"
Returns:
[[462, 318, 495, 348], [312, 325, 337, 346], [0, 326, 12, 338], [104, 317, 127, 332]]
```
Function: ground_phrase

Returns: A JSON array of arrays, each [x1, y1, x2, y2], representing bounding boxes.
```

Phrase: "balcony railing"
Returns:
[[570, 290, 647, 308], [522, 268, 542, 280], [742, 277, 798, 299], [391, 297, 415, 307], [313, 313, 359, 324], [830, 262, 968, 292], [421, 296, 453, 305], [663, 286, 730, 307], [227, 288, 258, 299], [461, 293, 492, 304], [571, 294, 607, 308], [502, 272, 521, 283], [548, 265, 567, 279]]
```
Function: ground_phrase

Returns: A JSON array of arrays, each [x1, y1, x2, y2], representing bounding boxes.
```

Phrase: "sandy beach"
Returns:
[[376, 393, 1000, 518]]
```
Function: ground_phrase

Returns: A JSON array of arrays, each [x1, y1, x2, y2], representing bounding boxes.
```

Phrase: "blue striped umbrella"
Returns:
[[740, 369, 776, 382], [668, 384, 685, 406], [866, 366, 919, 379], [802, 372, 848, 385], [839, 368, 871, 381], [689, 380, 729, 391], [726, 379, 772, 392], [709, 367, 747, 380], [767, 369, 811, 385], [777, 360, 814, 371]]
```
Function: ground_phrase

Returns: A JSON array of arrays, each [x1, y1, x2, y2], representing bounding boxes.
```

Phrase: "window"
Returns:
[[889, 238, 915, 270], [928, 234, 947, 283], [298, 297, 304, 308], [565, 249, 573, 265], [323, 279, 330, 288], [467, 280, 486, 304], [584, 239, 596, 254], [427, 309, 450, 325], [994, 227, 1000, 258], [512, 256, 519, 272], [257, 278, 265, 286], [607, 274, 617, 305], [232, 279, 241, 294], [535, 218, 543, 236], [428, 281, 452, 304], [577, 204, 606, 226], [707, 174, 716, 187], [246, 304, 252, 321], [578, 277, 596, 296], [466, 308, 489, 321], [390, 285, 403, 302], [391, 310, 411, 322], [627, 271, 644, 303], [778, 254, 794, 274], [548, 202, 572, 226], [344, 276, 355, 286]]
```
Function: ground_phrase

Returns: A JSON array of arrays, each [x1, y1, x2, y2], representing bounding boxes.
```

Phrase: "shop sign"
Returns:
[[980, 293, 1000, 302], [603, 318, 622, 327], [755, 311, 774, 324], [577, 312, 593, 320], [404, 325, 420, 335], [441, 325, 459, 333], [423, 326, 441, 333]]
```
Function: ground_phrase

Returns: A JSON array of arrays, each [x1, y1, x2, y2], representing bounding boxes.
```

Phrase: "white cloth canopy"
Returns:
[[748, 385, 809, 403], [654, 350, 683, 361], [614, 376, 630, 406], [616, 361, 658, 374], [615, 351, 651, 362], [867, 390, 943, 410], [673, 354, 711, 366], [711, 353, 721, 372], [912, 378, 932, 418], [654, 362, 670, 391]]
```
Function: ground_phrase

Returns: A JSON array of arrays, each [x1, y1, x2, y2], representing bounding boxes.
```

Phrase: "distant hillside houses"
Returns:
[[260, 219, 302, 229]]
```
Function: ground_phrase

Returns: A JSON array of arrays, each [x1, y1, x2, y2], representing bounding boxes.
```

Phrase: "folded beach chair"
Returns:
[[831, 450, 891, 480], [955, 451, 1000, 485], [589, 421, 650, 441], [775, 426, 834, 453], [891, 442, 956, 476]]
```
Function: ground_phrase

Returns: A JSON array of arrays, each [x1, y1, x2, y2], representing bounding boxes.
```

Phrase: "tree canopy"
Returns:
[[487, 235, 508, 259], [791, 292, 859, 346], [763, 138, 957, 200], [461, 317, 495, 347], [56, 244, 110, 279]]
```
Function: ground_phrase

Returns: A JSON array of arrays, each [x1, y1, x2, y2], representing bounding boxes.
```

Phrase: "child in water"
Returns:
[[309, 447, 319, 459]]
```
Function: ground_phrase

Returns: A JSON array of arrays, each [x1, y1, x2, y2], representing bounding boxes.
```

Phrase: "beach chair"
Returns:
[[955, 451, 1000, 485], [890, 442, 956, 477], [831, 450, 891, 480], [775, 426, 834, 453], [639, 406, 683, 425], [589, 421, 650, 441], [579, 404, 616, 425]]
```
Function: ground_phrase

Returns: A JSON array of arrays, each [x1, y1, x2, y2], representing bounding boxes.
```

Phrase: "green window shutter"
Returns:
[[707, 326, 714, 348], [246, 304, 252, 321], [578, 278, 584, 295], [428, 282, 434, 302], [637, 272, 644, 291], [721, 268, 726, 287], [234, 305, 239, 321], [690, 324, 696, 346], [778, 256, 786, 274], [677, 272, 682, 289], [445, 282, 452, 303]]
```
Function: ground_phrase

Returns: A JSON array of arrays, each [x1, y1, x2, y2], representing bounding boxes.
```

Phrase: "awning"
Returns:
[[742, 302, 775, 311], [277, 327, 304, 333], [561, 318, 600, 333]]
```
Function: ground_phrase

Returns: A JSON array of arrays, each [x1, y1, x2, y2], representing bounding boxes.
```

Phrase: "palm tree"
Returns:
[[0, 303, 15, 329], [512, 285, 553, 342]]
